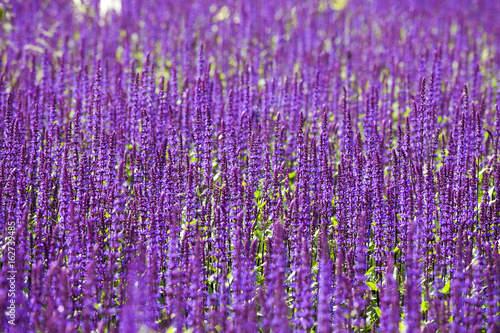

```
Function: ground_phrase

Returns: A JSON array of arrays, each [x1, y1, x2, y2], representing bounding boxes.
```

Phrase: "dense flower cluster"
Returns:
[[1, 0, 500, 331]]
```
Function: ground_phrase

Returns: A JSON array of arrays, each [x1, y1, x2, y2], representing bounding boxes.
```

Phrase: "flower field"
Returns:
[[0, 0, 499, 331]]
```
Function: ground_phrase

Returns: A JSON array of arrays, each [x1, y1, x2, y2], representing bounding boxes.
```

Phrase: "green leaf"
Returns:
[[421, 300, 429, 312], [479, 167, 490, 176], [213, 172, 222, 182], [255, 229, 262, 240], [313, 229, 320, 239], [254, 190, 261, 199], [441, 280, 451, 294], [286, 271, 296, 283], [365, 265, 375, 276], [288, 171, 296, 179], [366, 281, 378, 291], [393, 246, 400, 254], [375, 307, 381, 317]]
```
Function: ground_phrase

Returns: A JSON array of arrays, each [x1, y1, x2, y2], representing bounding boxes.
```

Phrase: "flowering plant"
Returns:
[[0, 0, 499, 331]]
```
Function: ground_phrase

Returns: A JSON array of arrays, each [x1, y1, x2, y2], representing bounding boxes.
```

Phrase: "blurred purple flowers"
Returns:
[[0, 0, 500, 331]]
